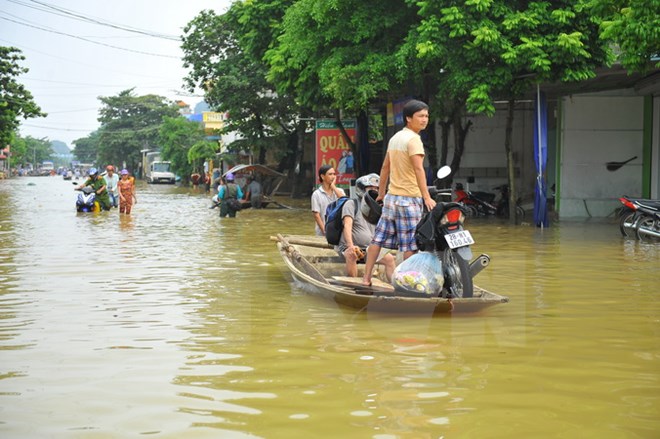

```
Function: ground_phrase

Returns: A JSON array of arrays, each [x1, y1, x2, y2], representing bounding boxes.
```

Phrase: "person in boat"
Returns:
[[245, 175, 263, 209], [311, 165, 345, 236], [362, 99, 436, 286], [338, 174, 395, 282], [75, 167, 112, 211]]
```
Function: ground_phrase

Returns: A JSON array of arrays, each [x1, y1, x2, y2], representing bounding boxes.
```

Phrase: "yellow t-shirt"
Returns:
[[387, 127, 424, 197]]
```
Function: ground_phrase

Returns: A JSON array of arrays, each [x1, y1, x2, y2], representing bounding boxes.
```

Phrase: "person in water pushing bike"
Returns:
[[75, 167, 112, 211]]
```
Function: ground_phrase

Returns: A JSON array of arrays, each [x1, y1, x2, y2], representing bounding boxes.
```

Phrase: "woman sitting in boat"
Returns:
[[337, 174, 396, 282]]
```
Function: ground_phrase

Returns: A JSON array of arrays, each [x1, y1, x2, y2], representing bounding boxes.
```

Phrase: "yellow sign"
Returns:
[[203, 112, 225, 130]]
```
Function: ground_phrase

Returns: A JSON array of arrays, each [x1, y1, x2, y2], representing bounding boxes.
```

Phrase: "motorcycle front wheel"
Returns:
[[442, 249, 474, 298]]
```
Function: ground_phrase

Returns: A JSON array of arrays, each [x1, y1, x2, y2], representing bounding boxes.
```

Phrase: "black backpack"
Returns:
[[325, 197, 358, 245], [415, 207, 442, 252]]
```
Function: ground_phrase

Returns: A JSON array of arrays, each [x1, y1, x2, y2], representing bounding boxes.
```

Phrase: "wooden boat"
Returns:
[[274, 234, 509, 314], [223, 164, 288, 209]]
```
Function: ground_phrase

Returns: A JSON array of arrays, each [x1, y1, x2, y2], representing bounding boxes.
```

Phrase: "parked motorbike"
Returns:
[[415, 166, 491, 298], [494, 184, 525, 220], [618, 196, 660, 242], [75, 186, 101, 212], [618, 196, 660, 239], [454, 183, 497, 217]]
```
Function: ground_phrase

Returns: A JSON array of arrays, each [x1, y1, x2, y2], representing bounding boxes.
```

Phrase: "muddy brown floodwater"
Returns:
[[1, 176, 658, 438]]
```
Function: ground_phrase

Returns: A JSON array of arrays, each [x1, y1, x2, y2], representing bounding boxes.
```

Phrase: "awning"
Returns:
[[224, 164, 286, 178]]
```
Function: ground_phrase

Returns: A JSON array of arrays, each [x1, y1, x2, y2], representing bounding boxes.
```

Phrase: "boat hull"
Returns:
[[275, 235, 509, 315]]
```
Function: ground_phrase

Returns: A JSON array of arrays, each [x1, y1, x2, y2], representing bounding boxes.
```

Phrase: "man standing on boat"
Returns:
[[311, 165, 345, 236], [362, 99, 436, 286]]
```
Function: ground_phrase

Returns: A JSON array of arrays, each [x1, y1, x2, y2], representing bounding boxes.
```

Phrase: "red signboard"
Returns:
[[315, 119, 356, 187]]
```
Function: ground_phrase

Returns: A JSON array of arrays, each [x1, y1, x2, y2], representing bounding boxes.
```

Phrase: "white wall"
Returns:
[[560, 90, 644, 217], [439, 103, 536, 200]]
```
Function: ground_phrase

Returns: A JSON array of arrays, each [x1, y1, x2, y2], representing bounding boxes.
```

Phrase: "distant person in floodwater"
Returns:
[[117, 169, 137, 214], [104, 165, 119, 208], [216, 173, 243, 218], [75, 167, 111, 211], [245, 175, 263, 209]]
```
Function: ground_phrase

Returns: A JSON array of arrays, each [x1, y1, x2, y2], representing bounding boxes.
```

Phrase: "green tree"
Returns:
[[267, 0, 418, 112], [9, 134, 52, 167], [0, 47, 46, 149], [72, 131, 101, 164], [414, 0, 611, 220], [182, 6, 299, 166], [158, 116, 212, 184], [265, 0, 423, 175], [593, 0, 660, 72], [96, 89, 179, 171]]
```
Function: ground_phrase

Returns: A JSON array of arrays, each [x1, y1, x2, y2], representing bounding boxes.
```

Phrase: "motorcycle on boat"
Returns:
[[411, 166, 490, 299]]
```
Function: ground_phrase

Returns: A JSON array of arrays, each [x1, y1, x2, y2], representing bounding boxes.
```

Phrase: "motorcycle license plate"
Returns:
[[444, 230, 475, 249]]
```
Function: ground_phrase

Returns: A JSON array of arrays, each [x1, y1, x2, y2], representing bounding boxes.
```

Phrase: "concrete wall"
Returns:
[[439, 102, 537, 203], [559, 90, 644, 217]]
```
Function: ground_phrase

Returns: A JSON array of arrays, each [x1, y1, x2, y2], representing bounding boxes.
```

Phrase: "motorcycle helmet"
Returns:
[[355, 173, 380, 198], [225, 172, 235, 181], [361, 189, 382, 225], [88, 167, 98, 176]]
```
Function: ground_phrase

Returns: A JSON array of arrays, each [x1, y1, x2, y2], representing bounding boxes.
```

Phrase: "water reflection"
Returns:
[[0, 176, 658, 438]]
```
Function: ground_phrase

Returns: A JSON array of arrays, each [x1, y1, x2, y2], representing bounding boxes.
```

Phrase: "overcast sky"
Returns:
[[1, 0, 234, 148]]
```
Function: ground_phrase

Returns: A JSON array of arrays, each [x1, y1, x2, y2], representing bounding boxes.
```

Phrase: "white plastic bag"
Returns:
[[392, 251, 444, 297]]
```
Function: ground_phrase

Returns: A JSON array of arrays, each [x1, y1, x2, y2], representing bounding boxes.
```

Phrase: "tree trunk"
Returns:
[[504, 98, 517, 224], [439, 119, 450, 167], [449, 112, 472, 181], [290, 121, 306, 198]]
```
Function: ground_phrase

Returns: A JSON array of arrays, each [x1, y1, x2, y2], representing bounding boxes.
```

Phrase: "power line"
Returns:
[[0, 37, 183, 81], [22, 123, 97, 132], [0, 15, 180, 59], [7, 0, 180, 40]]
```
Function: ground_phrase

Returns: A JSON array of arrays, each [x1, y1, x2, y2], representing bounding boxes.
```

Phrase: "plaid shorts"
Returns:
[[371, 194, 423, 252]]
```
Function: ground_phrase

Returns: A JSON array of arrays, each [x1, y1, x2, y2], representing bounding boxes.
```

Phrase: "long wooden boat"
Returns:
[[274, 234, 509, 314]]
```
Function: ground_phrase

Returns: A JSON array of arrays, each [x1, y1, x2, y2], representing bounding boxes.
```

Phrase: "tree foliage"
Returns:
[[7, 133, 52, 166], [0, 47, 46, 149], [72, 131, 101, 164], [181, 5, 299, 164], [266, 0, 420, 112], [158, 116, 213, 182], [414, 0, 612, 116], [96, 89, 179, 170], [593, 0, 660, 72]]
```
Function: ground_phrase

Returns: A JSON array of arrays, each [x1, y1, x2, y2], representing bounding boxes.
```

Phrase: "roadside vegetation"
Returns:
[[2, 0, 657, 198]]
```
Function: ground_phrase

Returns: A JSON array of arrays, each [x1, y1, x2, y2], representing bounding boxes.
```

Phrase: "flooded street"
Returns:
[[1, 176, 658, 438]]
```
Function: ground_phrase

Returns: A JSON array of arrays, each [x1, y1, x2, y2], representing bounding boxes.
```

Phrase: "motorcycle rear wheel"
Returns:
[[635, 216, 660, 243], [442, 250, 474, 298], [619, 210, 638, 237]]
